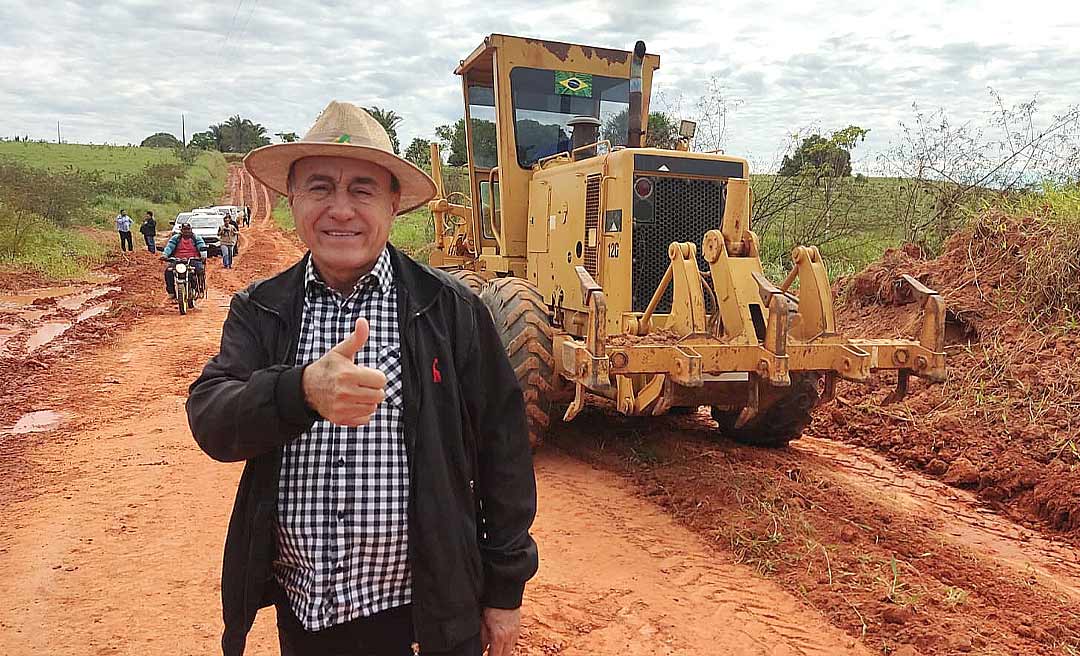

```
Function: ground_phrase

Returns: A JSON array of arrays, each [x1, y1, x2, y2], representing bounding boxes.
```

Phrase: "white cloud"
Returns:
[[1, 0, 1078, 172]]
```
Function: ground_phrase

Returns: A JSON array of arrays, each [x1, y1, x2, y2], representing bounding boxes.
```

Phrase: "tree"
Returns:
[[364, 107, 403, 154], [602, 110, 681, 148], [693, 75, 743, 152], [275, 131, 299, 143], [778, 126, 868, 178], [188, 130, 217, 150], [436, 119, 468, 166], [749, 125, 874, 270], [433, 118, 499, 168], [219, 115, 271, 153], [140, 132, 182, 148], [405, 138, 431, 168], [188, 116, 271, 153]]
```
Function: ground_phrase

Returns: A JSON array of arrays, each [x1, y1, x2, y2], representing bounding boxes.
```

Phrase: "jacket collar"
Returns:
[[246, 252, 310, 317], [387, 244, 443, 315]]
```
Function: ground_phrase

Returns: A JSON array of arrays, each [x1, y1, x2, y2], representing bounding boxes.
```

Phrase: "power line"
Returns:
[[223, 0, 245, 43], [236, 0, 260, 45]]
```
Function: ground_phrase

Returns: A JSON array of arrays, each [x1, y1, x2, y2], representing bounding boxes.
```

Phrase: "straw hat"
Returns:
[[244, 100, 437, 214]]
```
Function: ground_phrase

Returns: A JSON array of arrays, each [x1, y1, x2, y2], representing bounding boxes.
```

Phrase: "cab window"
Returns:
[[509, 67, 631, 168]]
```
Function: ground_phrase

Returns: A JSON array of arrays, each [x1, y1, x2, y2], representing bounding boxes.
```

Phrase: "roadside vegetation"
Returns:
[[0, 141, 226, 278]]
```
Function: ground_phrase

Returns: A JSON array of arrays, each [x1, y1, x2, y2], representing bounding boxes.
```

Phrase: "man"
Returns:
[[115, 209, 134, 252], [140, 211, 158, 253], [161, 222, 207, 298], [187, 101, 537, 656], [243, 205, 251, 227], [218, 215, 239, 268]]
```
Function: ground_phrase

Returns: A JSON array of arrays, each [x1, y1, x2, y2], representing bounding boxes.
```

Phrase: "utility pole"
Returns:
[[181, 114, 186, 146], [57, 121, 61, 144]]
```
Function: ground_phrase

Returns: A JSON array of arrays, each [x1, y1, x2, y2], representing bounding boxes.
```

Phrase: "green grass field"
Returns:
[[0, 142, 227, 278], [0, 141, 179, 176]]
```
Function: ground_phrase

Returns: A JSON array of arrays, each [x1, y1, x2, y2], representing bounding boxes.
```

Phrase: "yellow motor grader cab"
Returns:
[[427, 34, 946, 448]]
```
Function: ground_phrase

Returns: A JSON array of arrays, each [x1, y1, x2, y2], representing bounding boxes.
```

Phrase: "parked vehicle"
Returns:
[[197, 205, 246, 225]]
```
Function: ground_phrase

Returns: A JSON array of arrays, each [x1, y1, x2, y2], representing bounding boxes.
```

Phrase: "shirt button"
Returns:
[[337, 510, 345, 520], [336, 457, 345, 467]]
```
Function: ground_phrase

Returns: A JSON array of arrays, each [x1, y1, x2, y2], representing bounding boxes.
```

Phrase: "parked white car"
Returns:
[[197, 205, 247, 223], [172, 211, 227, 254]]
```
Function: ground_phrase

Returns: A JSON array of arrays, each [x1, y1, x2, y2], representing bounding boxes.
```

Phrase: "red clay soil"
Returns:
[[552, 407, 1080, 655], [607, 329, 684, 347], [0, 268, 51, 292], [820, 210, 1080, 538], [0, 251, 167, 427]]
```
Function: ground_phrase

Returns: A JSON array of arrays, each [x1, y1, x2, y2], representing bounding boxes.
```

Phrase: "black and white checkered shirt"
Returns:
[[274, 248, 411, 631]]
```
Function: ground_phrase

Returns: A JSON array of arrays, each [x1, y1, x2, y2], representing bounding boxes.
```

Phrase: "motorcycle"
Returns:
[[166, 257, 206, 315]]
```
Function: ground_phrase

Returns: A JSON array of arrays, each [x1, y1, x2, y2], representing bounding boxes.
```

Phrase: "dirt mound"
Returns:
[[822, 210, 1080, 536]]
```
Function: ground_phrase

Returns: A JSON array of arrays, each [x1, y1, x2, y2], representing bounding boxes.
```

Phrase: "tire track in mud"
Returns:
[[550, 407, 1080, 654], [521, 453, 869, 655], [795, 436, 1080, 600]]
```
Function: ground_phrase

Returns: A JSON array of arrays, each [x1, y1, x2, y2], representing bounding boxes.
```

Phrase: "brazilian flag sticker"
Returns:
[[555, 71, 593, 97]]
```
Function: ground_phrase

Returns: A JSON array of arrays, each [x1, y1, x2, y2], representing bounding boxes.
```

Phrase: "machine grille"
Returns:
[[632, 176, 725, 312], [583, 174, 601, 276]]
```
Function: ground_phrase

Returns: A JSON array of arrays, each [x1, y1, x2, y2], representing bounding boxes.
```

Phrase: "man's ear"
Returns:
[[389, 189, 401, 217]]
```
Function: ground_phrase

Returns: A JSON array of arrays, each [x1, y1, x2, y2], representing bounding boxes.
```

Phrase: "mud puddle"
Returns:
[[797, 436, 1080, 599], [76, 302, 112, 323], [0, 286, 84, 308], [24, 322, 74, 353], [0, 284, 123, 356], [56, 287, 119, 311]]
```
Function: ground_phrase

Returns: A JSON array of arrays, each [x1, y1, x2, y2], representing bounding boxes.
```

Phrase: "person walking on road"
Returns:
[[115, 209, 134, 252], [243, 205, 251, 227], [140, 211, 157, 253], [187, 100, 537, 656], [217, 216, 239, 269]]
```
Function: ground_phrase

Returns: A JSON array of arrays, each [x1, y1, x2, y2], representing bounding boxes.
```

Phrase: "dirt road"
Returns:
[[0, 167, 870, 655]]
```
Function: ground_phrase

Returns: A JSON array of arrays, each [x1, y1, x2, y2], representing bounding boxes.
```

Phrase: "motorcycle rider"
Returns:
[[161, 221, 207, 299]]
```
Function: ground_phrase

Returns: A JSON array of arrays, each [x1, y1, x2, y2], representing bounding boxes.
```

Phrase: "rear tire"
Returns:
[[710, 374, 819, 448], [480, 278, 555, 449], [450, 269, 488, 296]]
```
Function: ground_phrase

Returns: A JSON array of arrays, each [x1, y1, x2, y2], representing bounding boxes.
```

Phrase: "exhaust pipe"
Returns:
[[628, 40, 646, 148]]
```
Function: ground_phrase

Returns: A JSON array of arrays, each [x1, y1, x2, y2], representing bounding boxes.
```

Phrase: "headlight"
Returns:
[[175, 263, 188, 274]]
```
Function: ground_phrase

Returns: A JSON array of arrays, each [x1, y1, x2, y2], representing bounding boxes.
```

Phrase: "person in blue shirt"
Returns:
[[115, 210, 134, 252]]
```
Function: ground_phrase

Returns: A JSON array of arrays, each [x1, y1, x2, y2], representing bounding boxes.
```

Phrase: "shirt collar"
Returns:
[[305, 248, 394, 300]]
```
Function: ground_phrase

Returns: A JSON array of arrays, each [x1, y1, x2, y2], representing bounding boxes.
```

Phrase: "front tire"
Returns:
[[480, 278, 555, 449], [450, 269, 488, 296], [710, 375, 820, 448], [177, 283, 188, 315]]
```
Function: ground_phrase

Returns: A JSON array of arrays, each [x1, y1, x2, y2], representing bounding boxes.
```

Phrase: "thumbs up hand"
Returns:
[[301, 317, 388, 426]]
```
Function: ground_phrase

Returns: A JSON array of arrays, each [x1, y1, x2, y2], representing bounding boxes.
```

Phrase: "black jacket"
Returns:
[[186, 247, 538, 655], [140, 218, 156, 236]]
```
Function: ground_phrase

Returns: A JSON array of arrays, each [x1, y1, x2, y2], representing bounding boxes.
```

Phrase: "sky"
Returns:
[[2, 0, 1078, 173]]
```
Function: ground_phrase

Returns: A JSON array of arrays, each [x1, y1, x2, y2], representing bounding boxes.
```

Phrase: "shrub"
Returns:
[[0, 160, 95, 226]]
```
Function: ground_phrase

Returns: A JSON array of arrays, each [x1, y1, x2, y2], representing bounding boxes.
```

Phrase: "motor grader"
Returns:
[[426, 34, 946, 448]]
